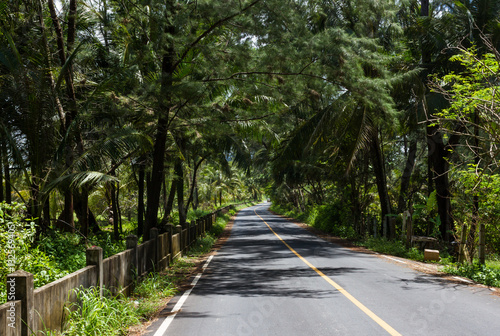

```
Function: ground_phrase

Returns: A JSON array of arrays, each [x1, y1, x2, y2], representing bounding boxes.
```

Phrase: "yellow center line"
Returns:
[[254, 207, 402, 336]]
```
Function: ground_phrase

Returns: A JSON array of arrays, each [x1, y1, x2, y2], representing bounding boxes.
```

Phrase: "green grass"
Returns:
[[132, 271, 178, 319], [62, 287, 140, 336], [188, 234, 218, 256]]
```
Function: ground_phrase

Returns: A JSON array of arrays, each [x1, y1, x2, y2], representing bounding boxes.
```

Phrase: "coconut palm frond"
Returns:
[[55, 40, 85, 92], [0, 120, 31, 186], [74, 128, 153, 171], [43, 171, 118, 197], [342, 106, 374, 172]]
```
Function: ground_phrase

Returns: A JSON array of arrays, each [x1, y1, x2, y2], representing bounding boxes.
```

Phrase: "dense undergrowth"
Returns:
[[270, 203, 358, 239], [38, 203, 250, 336], [443, 263, 500, 287]]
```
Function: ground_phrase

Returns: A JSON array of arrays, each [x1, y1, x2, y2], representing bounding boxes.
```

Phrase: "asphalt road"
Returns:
[[145, 203, 500, 336]]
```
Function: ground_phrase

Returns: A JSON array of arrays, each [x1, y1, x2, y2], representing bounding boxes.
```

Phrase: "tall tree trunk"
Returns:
[[421, 0, 453, 242], [161, 179, 177, 225], [2, 141, 11, 204], [145, 117, 168, 239], [80, 189, 89, 237], [193, 186, 199, 210], [473, 111, 484, 263], [57, 190, 74, 231], [428, 130, 453, 241], [31, 183, 42, 239], [48, 0, 80, 229], [137, 162, 145, 238], [74, 191, 99, 236], [67, 0, 77, 53], [111, 182, 119, 240], [426, 125, 435, 196], [117, 182, 123, 233], [350, 174, 361, 234], [0, 141, 3, 203], [175, 160, 187, 227], [186, 158, 205, 211], [43, 196, 50, 229], [397, 139, 417, 213], [371, 130, 392, 226], [421, 0, 434, 197], [38, 0, 65, 127], [144, 7, 175, 239], [110, 168, 120, 241]]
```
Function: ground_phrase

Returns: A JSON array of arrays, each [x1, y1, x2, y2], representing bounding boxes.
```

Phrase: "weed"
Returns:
[[132, 272, 177, 319], [63, 287, 140, 336], [188, 234, 217, 256], [444, 263, 500, 287]]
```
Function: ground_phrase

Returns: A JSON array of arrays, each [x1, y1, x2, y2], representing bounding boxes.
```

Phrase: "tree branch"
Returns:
[[172, 0, 262, 70], [202, 71, 334, 84]]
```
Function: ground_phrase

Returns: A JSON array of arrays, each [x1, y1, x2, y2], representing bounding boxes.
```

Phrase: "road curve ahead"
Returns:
[[146, 203, 500, 336]]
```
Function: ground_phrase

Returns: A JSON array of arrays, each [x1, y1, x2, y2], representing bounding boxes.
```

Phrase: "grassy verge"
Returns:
[[357, 237, 424, 261], [443, 262, 500, 287], [53, 202, 253, 336], [269, 203, 357, 239]]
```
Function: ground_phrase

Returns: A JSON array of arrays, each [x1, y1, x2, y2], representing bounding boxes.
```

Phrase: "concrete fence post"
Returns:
[[126, 235, 138, 279], [86, 247, 103, 297], [150, 228, 159, 272], [7, 270, 34, 336], [165, 224, 174, 236], [126, 234, 138, 249], [191, 221, 196, 245], [175, 225, 183, 251]]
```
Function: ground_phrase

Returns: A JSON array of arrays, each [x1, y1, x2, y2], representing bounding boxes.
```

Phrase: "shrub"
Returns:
[[0, 202, 67, 304], [444, 263, 500, 287], [360, 237, 424, 261], [38, 232, 86, 273]]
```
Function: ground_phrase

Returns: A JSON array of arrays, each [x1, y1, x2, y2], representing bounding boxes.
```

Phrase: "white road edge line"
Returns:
[[153, 255, 214, 336], [452, 276, 474, 284], [383, 256, 406, 264]]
